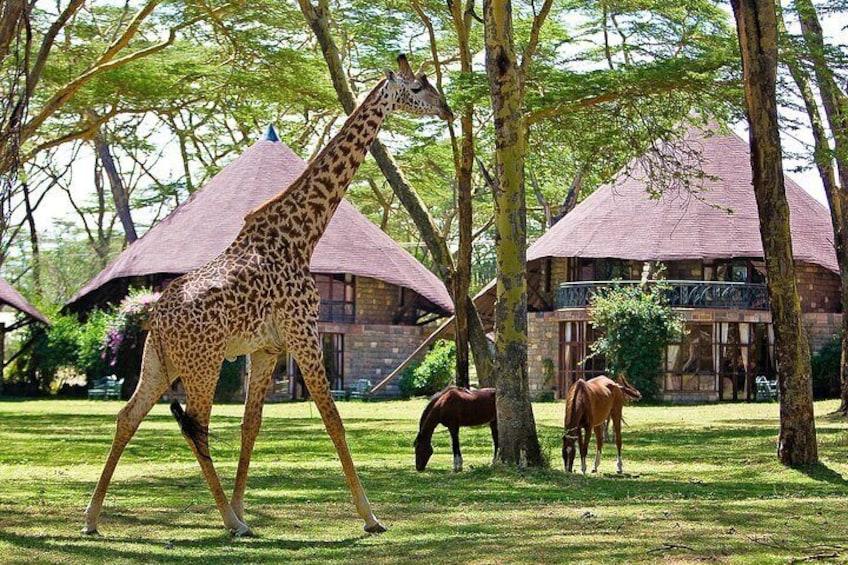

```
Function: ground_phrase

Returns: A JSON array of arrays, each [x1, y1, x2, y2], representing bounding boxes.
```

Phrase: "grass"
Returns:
[[0, 398, 847, 564]]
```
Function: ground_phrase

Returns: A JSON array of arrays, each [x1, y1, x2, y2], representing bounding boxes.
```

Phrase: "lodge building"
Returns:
[[505, 126, 841, 402]]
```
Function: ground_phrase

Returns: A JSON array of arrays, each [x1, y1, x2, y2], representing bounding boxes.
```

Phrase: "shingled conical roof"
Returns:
[[0, 277, 49, 324], [67, 132, 453, 314], [528, 127, 838, 273]]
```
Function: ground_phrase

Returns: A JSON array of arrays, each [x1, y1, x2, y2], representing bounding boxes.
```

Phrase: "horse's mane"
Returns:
[[418, 386, 453, 432]]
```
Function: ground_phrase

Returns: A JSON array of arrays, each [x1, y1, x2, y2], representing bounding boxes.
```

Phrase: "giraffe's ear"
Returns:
[[385, 69, 396, 82]]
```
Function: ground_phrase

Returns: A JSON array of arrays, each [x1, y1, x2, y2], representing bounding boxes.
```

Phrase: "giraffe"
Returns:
[[83, 54, 453, 537]]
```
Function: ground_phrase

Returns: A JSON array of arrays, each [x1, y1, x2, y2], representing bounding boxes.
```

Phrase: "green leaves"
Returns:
[[588, 280, 683, 400]]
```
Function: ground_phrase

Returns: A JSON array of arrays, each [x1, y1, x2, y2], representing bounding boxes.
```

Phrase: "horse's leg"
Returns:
[[231, 350, 277, 521], [579, 426, 590, 475], [449, 426, 462, 472], [612, 408, 623, 474], [84, 340, 171, 535], [591, 424, 604, 473], [489, 420, 499, 465]]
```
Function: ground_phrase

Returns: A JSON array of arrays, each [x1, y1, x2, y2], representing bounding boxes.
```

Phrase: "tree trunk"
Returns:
[[0, 322, 5, 396], [484, 0, 542, 467], [447, 0, 476, 389], [788, 0, 848, 415], [731, 0, 818, 465], [94, 125, 138, 243], [21, 181, 40, 296], [467, 295, 494, 387]]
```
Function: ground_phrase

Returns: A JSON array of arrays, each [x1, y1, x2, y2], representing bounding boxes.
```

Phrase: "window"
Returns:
[[665, 323, 715, 392], [322, 333, 344, 391], [279, 332, 345, 398], [558, 321, 606, 394], [664, 322, 775, 399], [316, 274, 354, 323]]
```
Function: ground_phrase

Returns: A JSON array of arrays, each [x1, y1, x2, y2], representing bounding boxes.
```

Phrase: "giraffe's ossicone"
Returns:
[[83, 54, 452, 537]]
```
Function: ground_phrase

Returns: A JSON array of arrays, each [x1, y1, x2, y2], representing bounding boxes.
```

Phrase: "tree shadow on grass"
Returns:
[[0, 529, 364, 564], [794, 462, 848, 486]]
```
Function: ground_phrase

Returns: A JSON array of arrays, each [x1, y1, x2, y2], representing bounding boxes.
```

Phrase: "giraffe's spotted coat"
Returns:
[[84, 55, 452, 537]]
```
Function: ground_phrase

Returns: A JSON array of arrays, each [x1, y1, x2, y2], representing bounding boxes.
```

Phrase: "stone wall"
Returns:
[[340, 323, 432, 398], [803, 312, 841, 353], [355, 276, 400, 325], [527, 312, 561, 398], [796, 263, 841, 314]]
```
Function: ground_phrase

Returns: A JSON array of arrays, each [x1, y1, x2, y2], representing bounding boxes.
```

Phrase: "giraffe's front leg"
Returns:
[[231, 350, 277, 522], [285, 317, 386, 533]]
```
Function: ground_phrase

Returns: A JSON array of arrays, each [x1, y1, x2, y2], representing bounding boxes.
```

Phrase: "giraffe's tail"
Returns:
[[170, 401, 211, 460]]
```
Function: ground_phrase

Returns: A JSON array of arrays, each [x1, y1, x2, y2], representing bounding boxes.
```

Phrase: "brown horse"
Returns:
[[414, 387, 497, 472], [562, 375, 641, 474]]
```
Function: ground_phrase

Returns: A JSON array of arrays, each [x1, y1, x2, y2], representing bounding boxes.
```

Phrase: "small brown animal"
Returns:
[[562, 375, 641, 474], [415, 387, 497, 472]]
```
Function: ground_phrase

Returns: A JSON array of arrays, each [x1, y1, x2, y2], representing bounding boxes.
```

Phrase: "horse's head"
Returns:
[[562, 430, 578, 473], [414, 433, 433, 472], [617, 374, 642, 402]]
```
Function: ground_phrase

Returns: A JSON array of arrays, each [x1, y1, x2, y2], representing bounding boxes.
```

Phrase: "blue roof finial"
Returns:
[[265, 124, 279, 142]]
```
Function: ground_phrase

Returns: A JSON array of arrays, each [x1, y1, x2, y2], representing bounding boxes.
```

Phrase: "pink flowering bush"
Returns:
[[102, 290, 160, 367]]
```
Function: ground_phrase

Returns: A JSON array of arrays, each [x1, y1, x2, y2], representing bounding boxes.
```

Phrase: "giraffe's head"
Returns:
[[385, 54, 454, 121]]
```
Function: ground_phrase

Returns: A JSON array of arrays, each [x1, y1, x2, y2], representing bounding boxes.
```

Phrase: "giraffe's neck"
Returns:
[[245, 80, 392, 254]]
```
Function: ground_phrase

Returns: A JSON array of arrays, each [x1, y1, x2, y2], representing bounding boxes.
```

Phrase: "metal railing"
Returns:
[[319, 300, 355, 323], [555, 280, 769, 310]]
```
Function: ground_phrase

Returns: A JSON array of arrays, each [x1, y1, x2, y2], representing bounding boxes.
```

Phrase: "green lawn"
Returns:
[[0, 398, 846, 564]]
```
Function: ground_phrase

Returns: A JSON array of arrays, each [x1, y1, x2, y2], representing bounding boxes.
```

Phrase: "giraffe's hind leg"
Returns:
[[285, 317, 386, 533], [177, 368, 252, 536], [231, 350, 277, 521], [84, 339, 172, 535]]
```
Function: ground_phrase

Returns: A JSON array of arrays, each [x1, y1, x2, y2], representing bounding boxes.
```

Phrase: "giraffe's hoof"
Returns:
[[82, 527, 101, 536], [231, 523, 255, 537], [364, 521, 387, 534]]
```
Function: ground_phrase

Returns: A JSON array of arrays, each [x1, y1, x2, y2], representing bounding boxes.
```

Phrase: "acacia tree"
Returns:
[[779, 1, 848, 415], [731, 0, 817, 465], [482, 0, 552, 467]]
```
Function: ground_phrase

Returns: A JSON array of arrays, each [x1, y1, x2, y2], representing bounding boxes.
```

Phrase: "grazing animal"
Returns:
[[562, 375, 641, 475], [414, 387, 497, 472], [83, 55, 453, 537]]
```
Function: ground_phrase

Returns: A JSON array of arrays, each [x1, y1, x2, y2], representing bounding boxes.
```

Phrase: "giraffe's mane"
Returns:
[[243, 78, 389, 224]]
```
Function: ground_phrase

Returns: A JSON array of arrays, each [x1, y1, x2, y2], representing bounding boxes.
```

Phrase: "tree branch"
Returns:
[[520, 0, 554, 75]]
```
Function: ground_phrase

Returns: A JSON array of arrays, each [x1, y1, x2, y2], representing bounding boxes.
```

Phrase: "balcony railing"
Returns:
[[555, 280, 770, 310], [319, 300, 355, 323]]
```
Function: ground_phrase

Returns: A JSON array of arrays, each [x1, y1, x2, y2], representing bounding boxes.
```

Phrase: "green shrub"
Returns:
[[536, 390, 556, 402], [397, 340, 455, 398], [811, 334, 841, 400], [3, 289, 160, 398], [5, 311, 111, 396], [216, 357, 245, 401], [77, 310, 110, 379], [589, 282, 683, 400]]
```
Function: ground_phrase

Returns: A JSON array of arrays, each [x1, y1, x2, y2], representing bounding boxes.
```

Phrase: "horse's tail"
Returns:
[[616, 374, 642, 401], [170, 401, 211, 460]]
